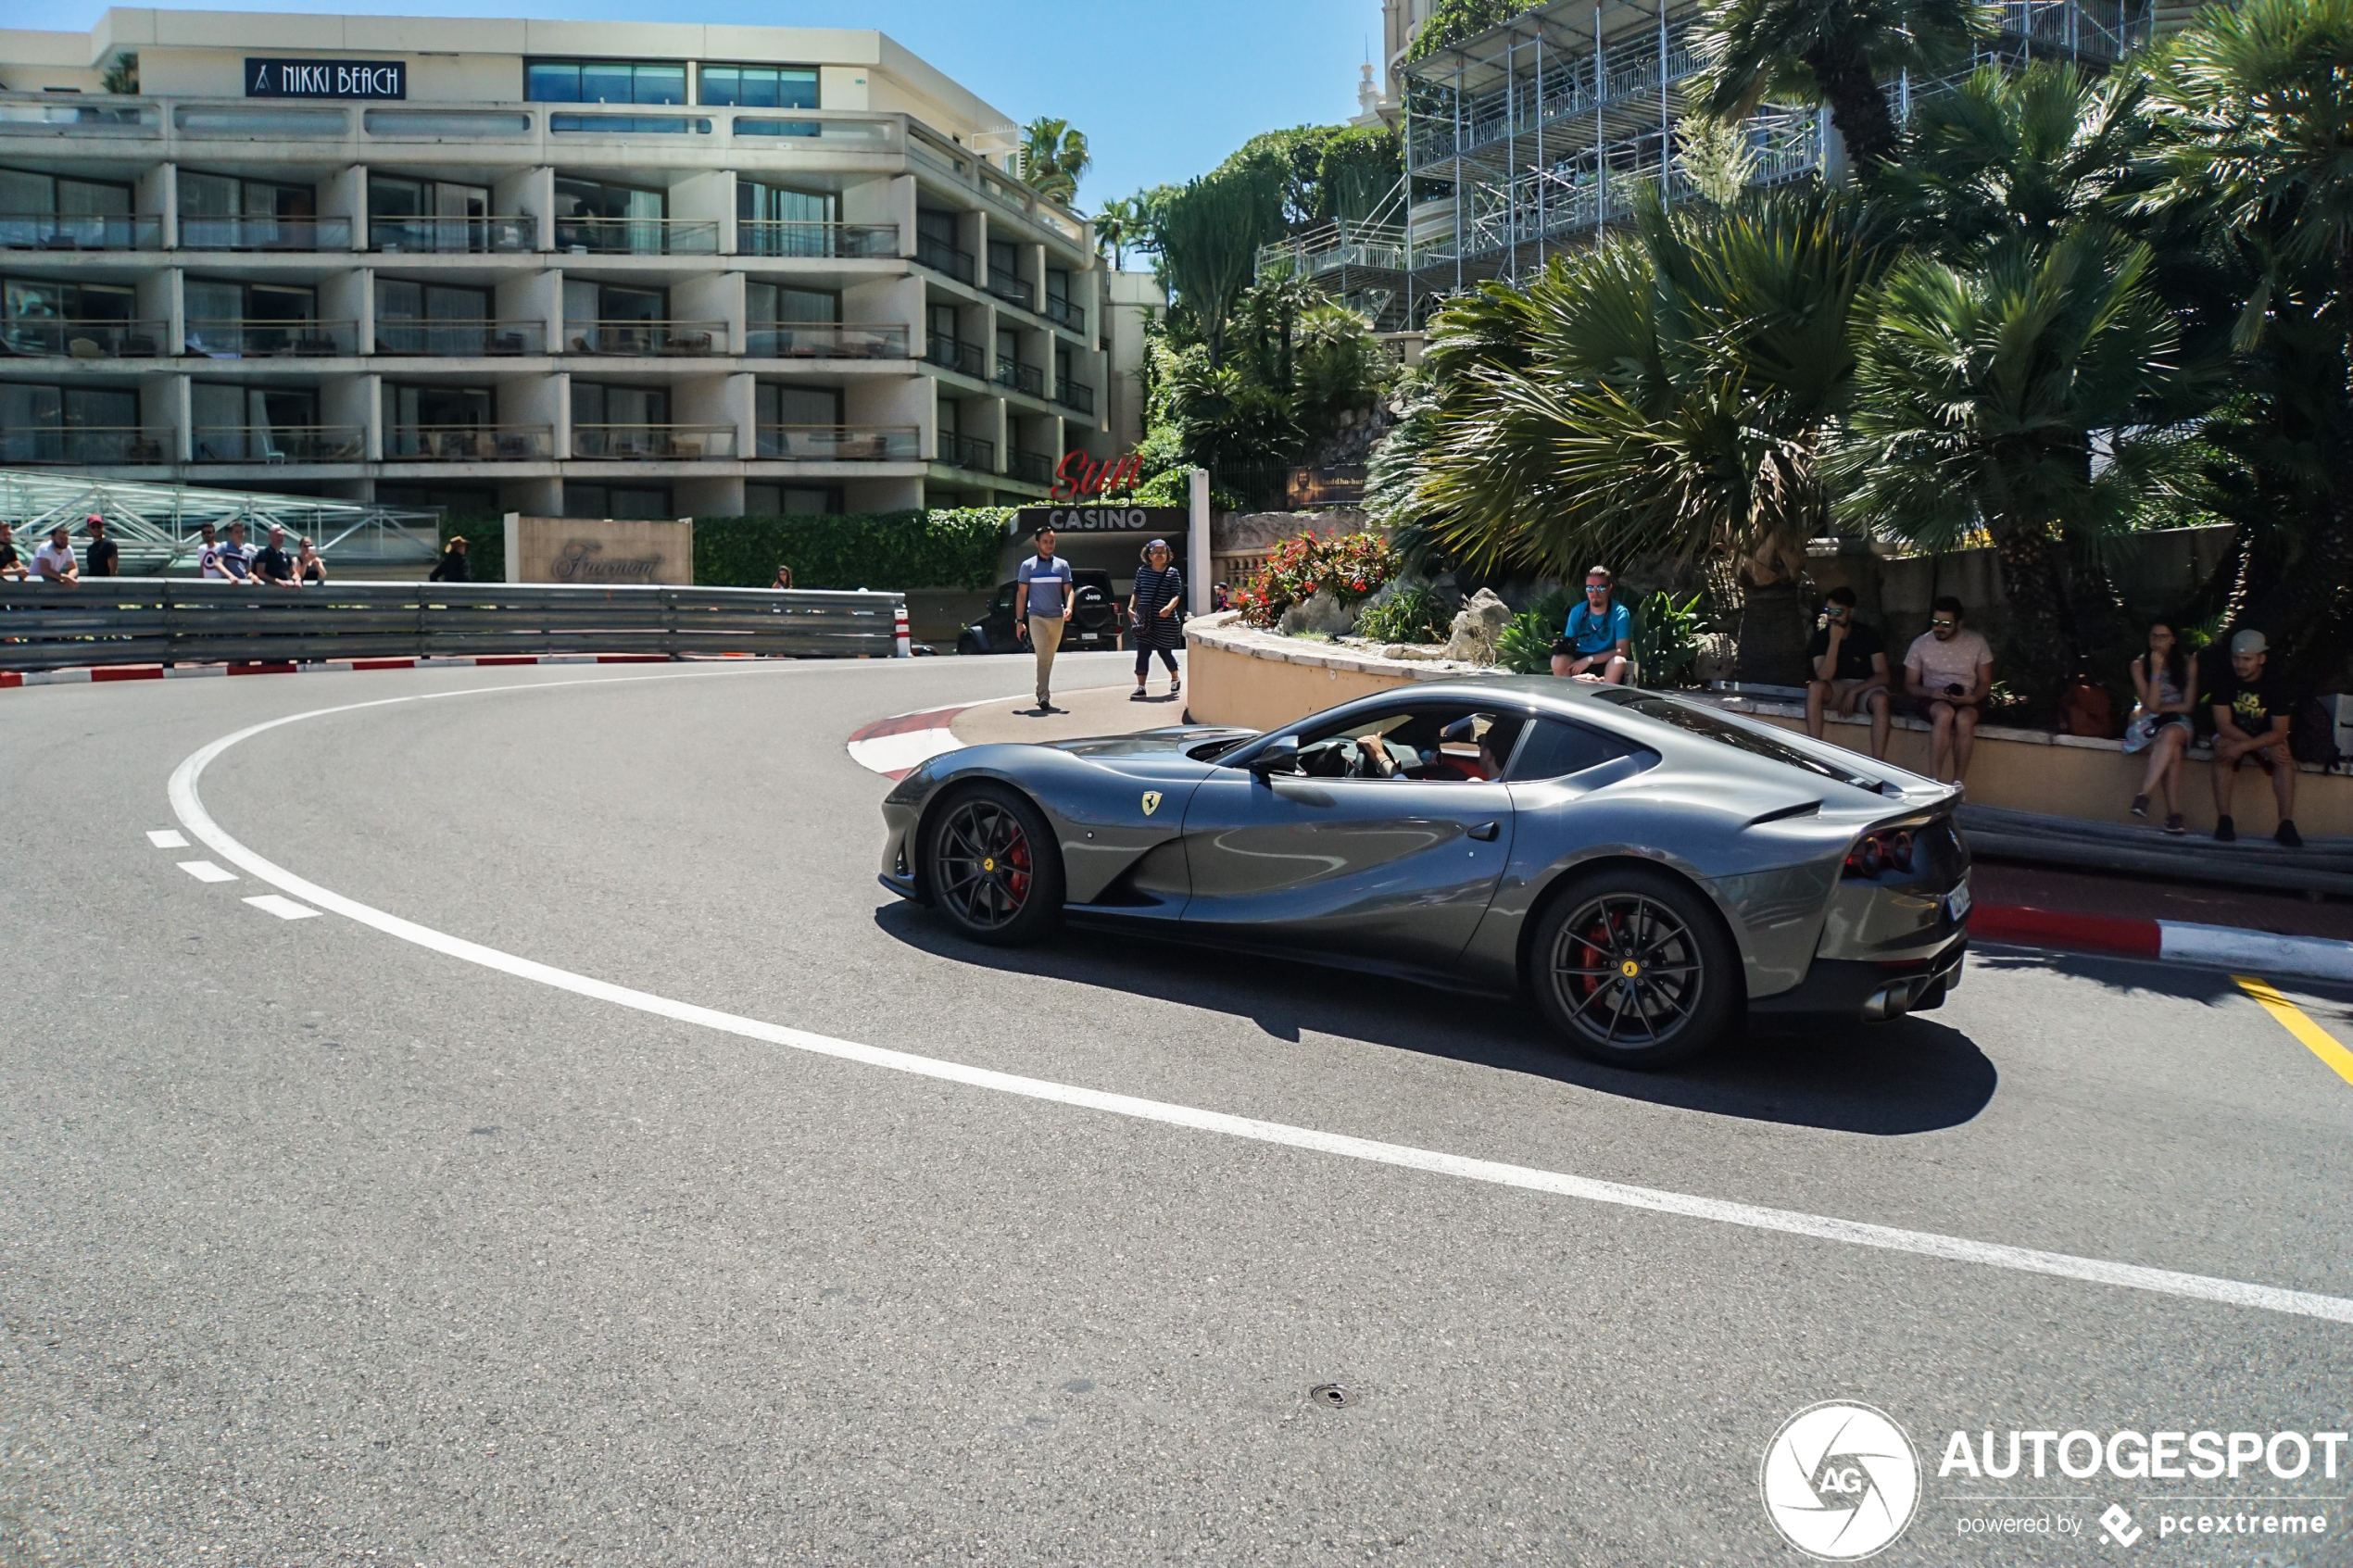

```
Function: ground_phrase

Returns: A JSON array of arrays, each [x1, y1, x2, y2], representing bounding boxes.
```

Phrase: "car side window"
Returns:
[[993, 584, 1017, 613], [1507, 717, 1649, 781]]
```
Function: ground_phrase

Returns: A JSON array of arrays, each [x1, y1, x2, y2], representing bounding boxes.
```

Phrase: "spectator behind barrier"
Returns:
[[2208, 627, 2300, 847], [1903, 596, 1994, 784]]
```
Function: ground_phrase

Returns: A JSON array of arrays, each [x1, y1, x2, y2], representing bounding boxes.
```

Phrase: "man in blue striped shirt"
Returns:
[[1014, 526, 1074, 712]]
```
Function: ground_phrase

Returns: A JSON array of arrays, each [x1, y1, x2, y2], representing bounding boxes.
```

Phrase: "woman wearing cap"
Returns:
[[1130, 538, 1184, 699]]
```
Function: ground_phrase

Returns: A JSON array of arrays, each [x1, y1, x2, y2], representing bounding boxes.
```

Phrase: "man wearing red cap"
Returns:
[[82, 515, 119, 578]]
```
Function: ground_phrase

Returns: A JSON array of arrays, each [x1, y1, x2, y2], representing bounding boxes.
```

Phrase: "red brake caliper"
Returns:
[[1574, 911, 1618, 1001], [1005, 834, 1031, 903]]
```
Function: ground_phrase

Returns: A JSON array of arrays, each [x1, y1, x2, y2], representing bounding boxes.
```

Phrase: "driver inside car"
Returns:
[[1437, 713, 1523, 781]]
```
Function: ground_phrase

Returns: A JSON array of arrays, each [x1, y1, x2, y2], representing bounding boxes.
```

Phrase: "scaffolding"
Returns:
[[1261, 0, 2156, 323], [0, 470, 442, 573]]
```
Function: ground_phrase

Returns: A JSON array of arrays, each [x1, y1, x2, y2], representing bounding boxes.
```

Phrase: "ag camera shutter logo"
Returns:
[[1761, 1402, 1921, 1560]]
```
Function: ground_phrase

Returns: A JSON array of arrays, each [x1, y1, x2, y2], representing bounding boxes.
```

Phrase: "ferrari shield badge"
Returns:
[[1140, 790, 1163, 817]]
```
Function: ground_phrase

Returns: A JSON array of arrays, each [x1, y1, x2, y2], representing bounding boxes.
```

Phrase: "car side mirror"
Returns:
[[1250, 734, 1302, 776]]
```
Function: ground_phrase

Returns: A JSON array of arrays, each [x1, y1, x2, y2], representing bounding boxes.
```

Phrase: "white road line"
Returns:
[[177, 859, 236, 883], [164, 677, 2353, 1330], [147, 828, 189, 848], [245, 894, 321, 921]]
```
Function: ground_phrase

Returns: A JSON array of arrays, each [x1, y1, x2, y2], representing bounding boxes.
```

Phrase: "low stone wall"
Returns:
[[1185, 611, 2353, 837]]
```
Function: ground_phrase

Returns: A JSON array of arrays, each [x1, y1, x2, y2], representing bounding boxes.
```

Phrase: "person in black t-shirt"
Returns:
[[250, 523, 298, 588], [0, 521, 25, 582], [2208, 627, 2300, 847], [82, 515, 119, 577], [1804, 585, 1892, 759]]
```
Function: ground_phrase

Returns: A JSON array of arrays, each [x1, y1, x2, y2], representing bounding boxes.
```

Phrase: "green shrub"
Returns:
[[694, 509, 1012, 590], [1497, 588, 1576, 673], [1355, 583, 1452, 644], [1629, 590, 1704, 686], [1233, 529, 1403, 627]]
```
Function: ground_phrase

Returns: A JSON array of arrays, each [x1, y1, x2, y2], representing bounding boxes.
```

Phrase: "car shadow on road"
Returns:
[[875, 903, 1997, 1136]]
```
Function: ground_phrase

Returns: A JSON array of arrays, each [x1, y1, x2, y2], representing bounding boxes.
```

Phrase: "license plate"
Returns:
[[1946, 878, 1971, 922]]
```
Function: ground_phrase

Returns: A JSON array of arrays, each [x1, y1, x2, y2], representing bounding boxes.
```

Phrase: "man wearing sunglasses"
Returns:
[[1903, 595, 1994, 784], [1551, 564, 1631, 684]]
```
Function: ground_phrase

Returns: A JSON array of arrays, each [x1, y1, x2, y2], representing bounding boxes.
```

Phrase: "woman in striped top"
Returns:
[[1130, 538, 1184, 699]]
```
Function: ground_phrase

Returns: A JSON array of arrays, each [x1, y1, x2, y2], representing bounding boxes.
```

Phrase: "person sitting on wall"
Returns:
[[1552, 564, 1631, 684], [1902, 596, 1994, 784], [2207, 627, 2301, 847], [1805, 585, 1892, 759]]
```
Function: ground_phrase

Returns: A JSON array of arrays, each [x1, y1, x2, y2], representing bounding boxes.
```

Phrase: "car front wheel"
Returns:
[[1529, 866, 1740, 1069], [923, 783, 1063, 946]]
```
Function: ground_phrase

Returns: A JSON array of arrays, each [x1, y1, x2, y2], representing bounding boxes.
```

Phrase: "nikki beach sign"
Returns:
[[245, 58, 408, 99]]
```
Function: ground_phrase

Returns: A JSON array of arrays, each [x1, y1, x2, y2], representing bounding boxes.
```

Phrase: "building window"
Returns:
[[566, 483, 673, 519], [745, 483, 841, 516], [180, 170, 314, 220], [183, 279, 318, 357], [699, 64, 817, 108], [4, 277, 136, 336], [375, 279, 490, 354], [747, 282, 837, 327], [369, 174, 490, 250], [0, 383, 141, 463], [378, 483, 500, 514], [756, 384, 843, 426], [190, 383, 324, 461], [526, 59, 686, 105], [551, 176, 665, 253], [0, 166, 132, 217]]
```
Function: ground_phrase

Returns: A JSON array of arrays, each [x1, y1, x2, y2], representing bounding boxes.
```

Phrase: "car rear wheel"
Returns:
[[924, 783, 1063, 946], [1529, 866, 1739, 1069]]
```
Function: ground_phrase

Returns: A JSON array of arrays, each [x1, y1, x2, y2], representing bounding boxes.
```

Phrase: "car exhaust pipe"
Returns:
[[1861, 982, 1915, 1023]]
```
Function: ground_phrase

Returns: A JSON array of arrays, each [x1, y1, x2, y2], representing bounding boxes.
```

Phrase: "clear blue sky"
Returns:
[[14, 0, 1377, 208]]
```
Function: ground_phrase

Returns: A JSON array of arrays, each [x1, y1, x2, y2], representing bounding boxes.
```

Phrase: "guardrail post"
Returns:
[[894, 596, 912, 658]]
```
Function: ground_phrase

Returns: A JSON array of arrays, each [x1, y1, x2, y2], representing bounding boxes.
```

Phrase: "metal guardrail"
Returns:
[[0, 578, 903, 671]]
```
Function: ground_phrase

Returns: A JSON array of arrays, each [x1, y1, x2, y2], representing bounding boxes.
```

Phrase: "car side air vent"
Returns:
[[1746, 800, 1822, 827]]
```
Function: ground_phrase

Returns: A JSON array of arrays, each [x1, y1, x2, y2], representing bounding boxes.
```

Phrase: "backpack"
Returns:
[[2059, 677, 2117, 739], [2290, 695, 2344, 768]]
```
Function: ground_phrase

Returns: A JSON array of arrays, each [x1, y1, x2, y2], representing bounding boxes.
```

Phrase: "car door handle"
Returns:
[[1467, 821, 1500, 842]]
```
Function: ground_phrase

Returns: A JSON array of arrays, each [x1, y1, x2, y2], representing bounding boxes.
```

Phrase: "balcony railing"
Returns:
[[756, 424, 921, 460], [0, 428, 167, 464], [939, 432, 996, 472], [375, 319, 546, 357], [183, 319, 359, 358], [384, 424, 557, 461], [1009, 447, 1055, 485], [1, 213, 161, 251], [737, 220, 899, 258], [994, 358, 1044, 398], [192, 425, 364, 463], [561, 319, 727, 356], [986, 271, 1037, 311], [552, 216, 720, 256], [178, 216, 353, 252], [746, 322, 911, 359], [916, 232, 976, 284], [0, 318, 168, 357], [572, 423, 738, 459], [1043, 295, 1085, 333], [1054, 379, 1095, 416], [370, 215, 536, 254], [923, 333, 986, 379]]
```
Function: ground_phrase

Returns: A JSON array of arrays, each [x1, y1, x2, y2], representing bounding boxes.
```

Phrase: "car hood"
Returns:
[[1044, 726, 1257, 760]]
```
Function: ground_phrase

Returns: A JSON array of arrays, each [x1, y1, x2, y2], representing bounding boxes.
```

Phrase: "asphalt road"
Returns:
[[5, 654, 2352, 1567]]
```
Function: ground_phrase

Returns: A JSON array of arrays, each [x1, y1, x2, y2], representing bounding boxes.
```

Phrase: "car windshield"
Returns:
[[1590, 689, 1884, 791]]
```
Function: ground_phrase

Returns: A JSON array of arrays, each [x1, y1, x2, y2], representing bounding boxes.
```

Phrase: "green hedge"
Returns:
[[435, 508, 1015, 592]]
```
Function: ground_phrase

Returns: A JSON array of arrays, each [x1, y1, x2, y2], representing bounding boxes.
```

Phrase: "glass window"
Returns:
[[58, 178, 132, 217], [916, 208, 957, 245], [525, 61, 581, 102], [0, 169, 132, 216], [746, 282, 836, 325], [756, 384, 841, 426], [529, 58, 686, 105], [1046, 267, 1072, 303], [0, 168, 53, 214], [566, 483, 671, 519], [745, 483, 839, 515], [737, 181, 834, 224], [178, 170, 237, 219], [988, 238, 1018, 277], [700, 64, 817, 108], [1505, 718, 1652, 782], [4, 279, 133, 322], [1591, 689, 1885, 790]]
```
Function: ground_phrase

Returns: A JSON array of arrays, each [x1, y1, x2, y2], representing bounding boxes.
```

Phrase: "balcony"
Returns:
[[1043, 295, 1085, 333], [561, 320, 727, 357], [385, 424, 556, 461], [1009, 448, 1056, 485], [0, 318, 167, 357], [986, 271, 1037, 311], [939, 432, 996, 472], [552, 216, 719, 256], [916, 232, 976, 284], [573, 423, 738, 459], [746, 322, 911, 359], [756, 424, 921, 460], [994, 358, 1044, 399], [1054, 379, 1095, 417], [192, 425, 364, 463], [737, 220, 899, 259], [375, 319, 546, 357], [0, 214, 161, 251], [370, 215, 536, 254], [1, 428, 166, 465], [922, 333, 986, 379], [183, 319, 359, 358], [178, 216, 353, 252]]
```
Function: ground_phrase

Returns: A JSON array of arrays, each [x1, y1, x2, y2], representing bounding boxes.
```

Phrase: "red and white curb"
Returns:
[[1975, 905, 2353, 985], [2, 653, 725, 689], [847, 704, 973, 781]]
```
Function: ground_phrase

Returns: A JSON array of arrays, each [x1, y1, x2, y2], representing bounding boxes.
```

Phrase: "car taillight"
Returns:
[[1845, 828, 1916, 879]]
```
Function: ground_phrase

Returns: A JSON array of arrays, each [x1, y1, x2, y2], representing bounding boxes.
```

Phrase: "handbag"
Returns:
[[2120, 713, 2158, 754]]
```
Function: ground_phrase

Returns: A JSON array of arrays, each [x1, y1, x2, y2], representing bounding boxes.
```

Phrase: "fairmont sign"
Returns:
[[245, 57, 407, 99]]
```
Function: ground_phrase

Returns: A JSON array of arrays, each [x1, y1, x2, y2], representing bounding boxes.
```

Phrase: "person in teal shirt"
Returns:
[[1551, 564, 1631, 683]]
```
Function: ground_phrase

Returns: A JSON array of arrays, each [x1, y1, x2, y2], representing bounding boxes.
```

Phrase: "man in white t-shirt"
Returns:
[[1903, 596, 1994, 784], [195, 521, 224, 579], [29, 525, 80, 585]]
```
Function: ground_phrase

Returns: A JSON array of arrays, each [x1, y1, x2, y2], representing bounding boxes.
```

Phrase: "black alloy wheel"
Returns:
[[1530, 867, 1738, 1069], [924, 783, 1063, 946]]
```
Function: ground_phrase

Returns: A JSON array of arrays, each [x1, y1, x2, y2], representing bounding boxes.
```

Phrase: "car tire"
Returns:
[[1528, 865, 1741, 1070], [922, 782, 1064, 947]]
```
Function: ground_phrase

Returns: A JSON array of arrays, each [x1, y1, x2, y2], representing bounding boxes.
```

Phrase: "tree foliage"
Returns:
[[1019, 118, 1089, 207], [1695, 0, 1986, 167], [1404, 0, 1544, 64]]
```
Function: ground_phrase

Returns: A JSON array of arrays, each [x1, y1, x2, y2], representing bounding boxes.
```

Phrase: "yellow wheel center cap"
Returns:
[[982, 857, 996, 872], [1619, 959, 1641, 978]]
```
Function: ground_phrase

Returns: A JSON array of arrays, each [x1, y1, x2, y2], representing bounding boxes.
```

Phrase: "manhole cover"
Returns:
[[1309, 1384, 1351, 1409]]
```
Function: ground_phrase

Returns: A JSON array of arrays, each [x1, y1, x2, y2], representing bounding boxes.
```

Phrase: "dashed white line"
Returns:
[[147, 828, 190, 848], [164, 675, 2353, 1330], [245, 894, 321, 921], [177, 859, 236, 883]]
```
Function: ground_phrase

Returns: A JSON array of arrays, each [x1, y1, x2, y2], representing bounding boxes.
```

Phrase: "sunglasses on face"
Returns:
[[1931, 619, 1957, 629], [1585, 583, 1610, 593]]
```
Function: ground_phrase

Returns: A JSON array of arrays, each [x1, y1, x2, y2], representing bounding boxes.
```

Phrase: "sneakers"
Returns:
[[2276, 819, 2304, 848], [2215, 815, 2236, 843], [2131, 794, 2150, 819], [2164, 813, 2185, 835]]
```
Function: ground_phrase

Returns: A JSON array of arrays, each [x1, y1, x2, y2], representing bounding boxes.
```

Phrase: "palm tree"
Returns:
[[1094, 194, 1145, 270], [1413, 188, 1872, 678], [1882, 61, 2144, 256], [1696, 0, 1986, 169], [1020, 118, 1090, 207], [1828, 233, 2185, 700]]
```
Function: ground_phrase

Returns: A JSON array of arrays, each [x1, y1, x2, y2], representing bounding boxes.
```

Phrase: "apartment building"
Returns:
[[0, 10, 1126, 518]]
